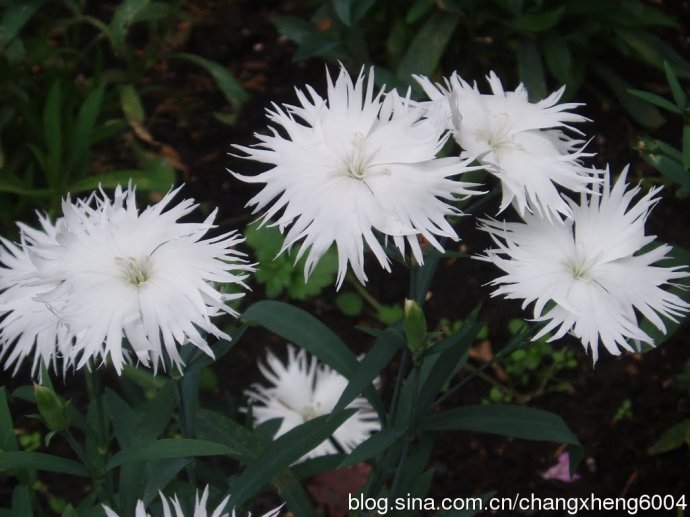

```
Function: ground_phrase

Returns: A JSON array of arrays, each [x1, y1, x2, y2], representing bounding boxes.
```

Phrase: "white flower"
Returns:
[[479, 166, 689, 362], [102, 485, 282, 517], [231, 65, 479, 288], [30, 185, 253, 374], [415, 71, 595, 220], [0, 214, 72, 377], [246, 345, 381, 462]]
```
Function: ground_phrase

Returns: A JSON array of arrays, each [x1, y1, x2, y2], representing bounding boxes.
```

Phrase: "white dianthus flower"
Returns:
[[0, 215, 72, 376], [30, 185, 253, 374], [246, 345, 381, 462], [232, 65, 479, 288], [415, 71, 595, 220], [102, 485, 282, 517], [479, 166, 689, 362]]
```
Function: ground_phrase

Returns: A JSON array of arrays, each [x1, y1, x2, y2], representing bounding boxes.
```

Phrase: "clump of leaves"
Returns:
[[244, 221, 338, 299], [485, 319, 577, 404]]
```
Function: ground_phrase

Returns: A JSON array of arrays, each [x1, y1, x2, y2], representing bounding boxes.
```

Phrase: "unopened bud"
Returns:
[[404, 299, 427, 353], [34, 383, 69, 432]]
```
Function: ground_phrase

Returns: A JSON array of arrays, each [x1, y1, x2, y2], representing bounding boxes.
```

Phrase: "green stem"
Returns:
[[463, 363, 522, 400], [64, 429, 117, 508], [435, 327, 536, 407], [389, 363, 420, 499], [176, 380, 197, 485], [84, 364, 116, 500], [347, 272, 382, 311]]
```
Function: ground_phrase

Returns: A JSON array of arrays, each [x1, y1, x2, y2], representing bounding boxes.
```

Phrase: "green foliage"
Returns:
[[244, 221, 338, 300], [272, 0, 687, 126], [632, 62, 690, 196], [484, 319, 577, 404], [0, 1, 247, 224], [612, 398, 633, 423]]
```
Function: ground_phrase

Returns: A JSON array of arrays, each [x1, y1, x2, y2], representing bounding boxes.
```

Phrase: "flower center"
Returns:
[[116, 256, 153, 287], [564, 248, 599, 282], [343, 132, 372, 180], [476, 113, 514, 157], [299, 402, 322, 422]]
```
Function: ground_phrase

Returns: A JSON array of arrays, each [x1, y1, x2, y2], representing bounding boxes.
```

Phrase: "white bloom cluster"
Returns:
[[246, 345, 381, 462], [0, 185, 252, 376], [102, 485, 282, 517], [235, 65, 688, 362]]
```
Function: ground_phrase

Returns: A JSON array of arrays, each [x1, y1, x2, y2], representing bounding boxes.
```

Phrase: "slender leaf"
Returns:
[[174, 53, 248, 112], [141, 458, 190, 505], [664, 62, 687, 109], [119, 83, 149, 139], [106, 439, 240, 470], [616, 29, 690, 78], [0, 451, 89, 477], [10, 486, 31, 516], [516, 39, 546, 101], [541, 32, 571, 84], [331, 329, 402, 416], [105, 389, 138, 447], [421, 405, 580, 446], [272, 470, 317, 517], [593, 64, 665, 129], [417, 321, 480, 412], [642, 153, 690, 193], [628, 89, 681, 114], [682, 125, 690, 171], [331, 0, 351, 26], [338, 428, 404, 468], [648, 419, 690, 455], [352, 0, 375, 21], [42, 81, 62, 182], [187, 326, 247, 373], [68, 166, 175, 194], [271, 15, 315, 45], [0, 0, 46, 48], [0, 177, 51, 197], [0, 388, 18, 452], [511, 6, 564, 32], [291, 453, 345, 480], [406, 0, 435, 24], [228, 410, 356, 508], [397, 11, 459, 79], [136, 381, 176, 441], [67, 82, 106, 177], [110, 0, 151, 57], [196, 409, 258, 463], [243, 301, 358, 377]]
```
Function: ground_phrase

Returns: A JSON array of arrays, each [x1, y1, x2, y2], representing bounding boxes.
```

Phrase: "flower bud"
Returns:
[[404, 299, 427, 353], [33, 383, 69, 432]]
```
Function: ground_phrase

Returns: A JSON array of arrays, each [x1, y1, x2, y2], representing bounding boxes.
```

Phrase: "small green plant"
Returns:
[[244, 220, 338, 299], [483, 319, 577, 404], [612, 398, 633, 423]]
